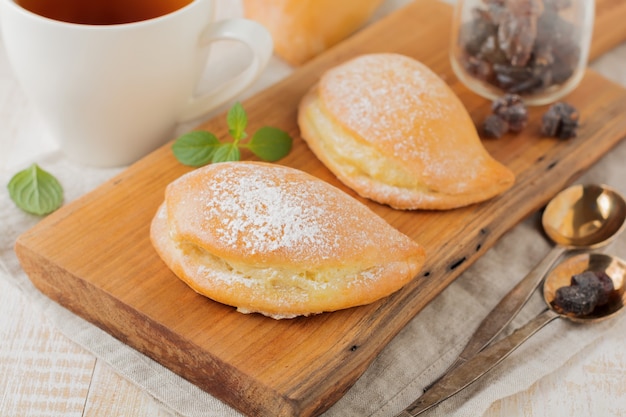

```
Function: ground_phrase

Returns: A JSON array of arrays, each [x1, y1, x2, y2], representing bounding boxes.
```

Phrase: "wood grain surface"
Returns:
[[13, 1, 626, 416], [0, 276, 177, 417]]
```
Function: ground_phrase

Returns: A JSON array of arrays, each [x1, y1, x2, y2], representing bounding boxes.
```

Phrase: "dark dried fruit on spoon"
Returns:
[[553, 270, 615, 315]]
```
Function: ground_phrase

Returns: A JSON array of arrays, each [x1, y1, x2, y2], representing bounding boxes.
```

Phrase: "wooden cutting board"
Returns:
[[15, 1, 626, 416]]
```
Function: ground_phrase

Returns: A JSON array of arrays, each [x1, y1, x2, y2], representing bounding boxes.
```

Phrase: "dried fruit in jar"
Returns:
[[458, 0, 582, 96], [497, 0, 543, 67]]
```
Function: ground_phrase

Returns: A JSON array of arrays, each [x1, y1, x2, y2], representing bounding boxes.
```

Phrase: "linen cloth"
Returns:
[[2, 1, 626, 416]]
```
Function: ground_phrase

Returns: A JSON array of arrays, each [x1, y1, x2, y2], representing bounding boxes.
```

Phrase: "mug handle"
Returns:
[[178, 18, 273, 122]]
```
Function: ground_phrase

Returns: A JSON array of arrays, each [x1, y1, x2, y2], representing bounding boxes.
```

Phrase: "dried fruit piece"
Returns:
[[497, 0, 543, 67], [554, 285, 599, 315], [492, 93, 528, 132], [553, 269, 616, 315], [592, 271, 614, 306], [571, 270, 614, 306], [541, 101, 579, 139], [483, 114, 510, 138]]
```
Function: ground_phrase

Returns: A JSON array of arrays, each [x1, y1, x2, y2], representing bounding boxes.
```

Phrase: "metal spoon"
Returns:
[[423, 184, 626, 392], [397, 252, 626, 416]]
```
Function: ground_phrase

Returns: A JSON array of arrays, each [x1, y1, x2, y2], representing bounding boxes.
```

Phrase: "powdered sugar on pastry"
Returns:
[[298, 53, 515, 210], [198, 171, 329, 257], [320, 54, 462, 177], [150, 161, 425, 319], [166, 162, 406, 266]]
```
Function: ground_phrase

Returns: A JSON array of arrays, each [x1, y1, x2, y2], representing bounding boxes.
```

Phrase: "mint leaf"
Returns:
[[227, 102, 248, 141], [8, 163, 63, 215], [172, 131, 220, 166], [247, 126, 293, 162], [172, 103, 292, 167], [212, 143, 241, 163]]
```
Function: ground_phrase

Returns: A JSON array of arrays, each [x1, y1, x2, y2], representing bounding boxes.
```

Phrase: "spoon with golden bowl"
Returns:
[[397, 252, 626, 416], [423, 183, 626, 392]]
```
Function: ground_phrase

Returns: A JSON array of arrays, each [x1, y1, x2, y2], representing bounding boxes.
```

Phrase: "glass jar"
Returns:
[[450, 0, 595, 105]]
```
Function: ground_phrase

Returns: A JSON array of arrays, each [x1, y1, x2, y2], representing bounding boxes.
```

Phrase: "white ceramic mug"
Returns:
[[0, 0, 273, 167]]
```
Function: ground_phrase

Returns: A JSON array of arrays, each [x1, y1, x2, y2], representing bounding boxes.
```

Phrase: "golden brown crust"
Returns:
[[297, 53, 515, 210], [150, 162, 425, 319], [242, 0, 384, 66]]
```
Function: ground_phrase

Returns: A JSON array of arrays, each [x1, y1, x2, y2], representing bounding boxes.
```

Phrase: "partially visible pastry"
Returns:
[[242, 0, 384, 66], [150, 161, 425, 319], [298, 53, 515, 210]]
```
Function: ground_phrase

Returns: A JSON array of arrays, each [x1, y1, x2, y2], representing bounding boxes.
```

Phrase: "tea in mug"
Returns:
[[16, 0, 193, 25]]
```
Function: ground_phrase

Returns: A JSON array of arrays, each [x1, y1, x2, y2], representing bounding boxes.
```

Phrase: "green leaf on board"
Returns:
[[227, 102, 248, 142], [212, 143, 241, 163], [247, 126, 293, 162], [172, 131, 221, 167]]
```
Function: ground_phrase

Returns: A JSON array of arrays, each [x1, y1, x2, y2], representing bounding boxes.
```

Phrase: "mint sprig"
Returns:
[[172, 102, 292, 166], [8, 163, 63, 215]]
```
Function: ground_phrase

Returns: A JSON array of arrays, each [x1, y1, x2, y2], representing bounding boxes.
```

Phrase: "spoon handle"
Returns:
[[423, 244, 566, 392], [396, 308, 560, 417]]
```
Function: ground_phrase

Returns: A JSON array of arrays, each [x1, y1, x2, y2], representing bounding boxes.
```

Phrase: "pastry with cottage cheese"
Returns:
[[298, 53, 515, 210], [150, 161, 425, 319]]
